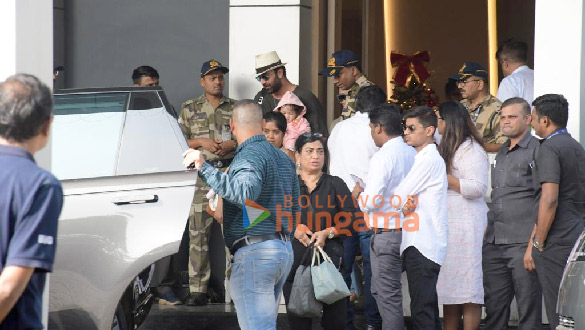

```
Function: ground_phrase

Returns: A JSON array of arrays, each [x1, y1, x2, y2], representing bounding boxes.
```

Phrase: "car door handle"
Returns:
[[112, 194, 159, 205]]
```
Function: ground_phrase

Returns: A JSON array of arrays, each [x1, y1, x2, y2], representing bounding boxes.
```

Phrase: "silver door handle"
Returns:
[[112, 194, 159, 205]]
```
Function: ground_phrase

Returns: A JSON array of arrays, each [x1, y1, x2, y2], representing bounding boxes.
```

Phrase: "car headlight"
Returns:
[[558, 315, 574, 329]]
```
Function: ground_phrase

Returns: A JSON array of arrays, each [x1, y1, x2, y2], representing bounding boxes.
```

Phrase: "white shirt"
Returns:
[[394, 143, 448, 265], [360, 137, 416, 229], [496, 65, 534, 104], [328, 112, 378, 191]]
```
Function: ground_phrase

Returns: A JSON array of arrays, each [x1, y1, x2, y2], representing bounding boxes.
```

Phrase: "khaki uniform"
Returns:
[[461, 94, 507, 144], [178, 94, 235, 293], [329, 75, 373, 132]]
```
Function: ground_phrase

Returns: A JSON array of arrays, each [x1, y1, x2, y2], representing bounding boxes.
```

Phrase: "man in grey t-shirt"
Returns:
[[530, 94, 585, 329], [483, 98, 541, 329]]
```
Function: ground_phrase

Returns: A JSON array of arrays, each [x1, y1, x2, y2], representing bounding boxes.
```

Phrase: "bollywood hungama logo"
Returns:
[[242, 199, 271, 229]]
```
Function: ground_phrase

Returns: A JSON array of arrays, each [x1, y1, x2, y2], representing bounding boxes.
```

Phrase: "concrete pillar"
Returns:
[[228, 0, 313, 100], [0, 0, 53, 171], [534, 0, 585, 144], [0, 1, 53, 328]]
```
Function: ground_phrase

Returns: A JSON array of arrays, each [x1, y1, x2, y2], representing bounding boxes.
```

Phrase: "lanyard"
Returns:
[[471, 104, 483, 122], [545, 128, 568, 140]]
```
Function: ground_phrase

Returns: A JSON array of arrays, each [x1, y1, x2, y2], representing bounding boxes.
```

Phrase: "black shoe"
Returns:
[[185, 292, 208, 306]]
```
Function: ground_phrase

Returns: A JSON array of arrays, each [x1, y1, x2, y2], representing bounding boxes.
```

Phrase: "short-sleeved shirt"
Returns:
[[533, 132, 585, 245], [178, 94, 235, 206], [486, 132, 540, 244], [254, 86, 328, 136], [0, 145, 63, 330], [461, 94, 507, 144], [329, 75, 374, 132]]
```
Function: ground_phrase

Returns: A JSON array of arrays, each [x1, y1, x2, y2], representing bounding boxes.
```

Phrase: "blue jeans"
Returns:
[[229, 239, 293, 330], [343, 230, 382, 328]]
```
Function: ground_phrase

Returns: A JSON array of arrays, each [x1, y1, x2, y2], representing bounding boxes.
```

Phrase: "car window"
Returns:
[[116, 91, 187, 175], [52, 93, 128, 180]]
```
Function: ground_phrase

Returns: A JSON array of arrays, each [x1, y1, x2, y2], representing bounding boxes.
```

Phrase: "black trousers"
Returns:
[[403, 246, 441, 330], [482, 243, 542, 330], [532, 242, 573, 330]]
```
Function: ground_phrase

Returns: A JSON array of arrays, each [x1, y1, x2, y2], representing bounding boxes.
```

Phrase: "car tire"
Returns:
[[112, 302, 129, 330]]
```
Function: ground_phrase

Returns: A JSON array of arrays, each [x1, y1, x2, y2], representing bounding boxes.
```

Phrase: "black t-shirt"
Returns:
[[534, 133, 585, 245], [0, 145, 63, 330], [254, 86, 329, 136], [286, 173, 358, 283]]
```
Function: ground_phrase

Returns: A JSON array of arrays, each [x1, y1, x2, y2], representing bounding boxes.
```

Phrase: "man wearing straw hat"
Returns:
[[253, 51, 328, 136]]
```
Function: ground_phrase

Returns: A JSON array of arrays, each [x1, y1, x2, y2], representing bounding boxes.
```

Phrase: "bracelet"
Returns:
[[327, 228, 335, 239]]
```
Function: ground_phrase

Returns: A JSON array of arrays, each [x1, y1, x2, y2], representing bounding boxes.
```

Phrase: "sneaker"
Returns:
[[156, 286, 183, 305], [185, 292, 208, 306]]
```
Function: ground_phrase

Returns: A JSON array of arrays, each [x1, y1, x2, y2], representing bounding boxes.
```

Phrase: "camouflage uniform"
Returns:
[[461, 94, 507, 144], [178, 94, 235, 294], [329, 75, 374, 133]]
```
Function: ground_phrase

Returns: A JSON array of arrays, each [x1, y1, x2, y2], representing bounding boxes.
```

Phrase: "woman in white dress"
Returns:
[[435, 101, 489, 330]]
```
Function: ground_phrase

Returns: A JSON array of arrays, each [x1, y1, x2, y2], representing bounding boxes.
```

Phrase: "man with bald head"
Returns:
[[183, 100, 298, 330]]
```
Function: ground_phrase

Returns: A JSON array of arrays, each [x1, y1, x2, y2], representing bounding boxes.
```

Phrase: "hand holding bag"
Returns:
[[288, 244, 323, 317], [311, 245, 350, 304]]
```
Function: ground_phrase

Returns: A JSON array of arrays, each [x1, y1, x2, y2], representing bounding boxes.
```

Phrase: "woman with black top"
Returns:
[[282, 133, 357, 330]]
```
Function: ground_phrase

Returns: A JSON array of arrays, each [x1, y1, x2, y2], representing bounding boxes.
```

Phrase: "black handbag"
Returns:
[[287, 243, 323, 317]]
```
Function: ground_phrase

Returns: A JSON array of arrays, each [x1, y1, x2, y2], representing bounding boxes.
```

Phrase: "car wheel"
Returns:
[[112, 302, 129, 330]]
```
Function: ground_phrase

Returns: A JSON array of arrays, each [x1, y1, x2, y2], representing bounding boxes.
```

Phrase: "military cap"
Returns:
[[450, 62, 488, 81], [319, 50, 360, 76], [201, 59, 229, 77]]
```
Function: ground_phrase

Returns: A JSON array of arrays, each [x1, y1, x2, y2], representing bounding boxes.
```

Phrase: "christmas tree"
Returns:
[[389, 51, 439, 112]]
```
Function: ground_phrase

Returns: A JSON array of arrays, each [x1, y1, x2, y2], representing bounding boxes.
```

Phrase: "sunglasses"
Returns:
[[336, 94, 347, 102], [302, 132, 324, 138], [256, 73, 270, 82], [402, 124, 417, 133]]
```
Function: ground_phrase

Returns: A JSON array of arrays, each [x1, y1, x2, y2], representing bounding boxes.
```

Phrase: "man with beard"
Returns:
[[179, 59, 236, 306], [253, 51, 328, 136]]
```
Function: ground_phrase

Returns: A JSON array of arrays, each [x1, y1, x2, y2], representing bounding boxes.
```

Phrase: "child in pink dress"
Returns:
[[274, 91, 311, 152]]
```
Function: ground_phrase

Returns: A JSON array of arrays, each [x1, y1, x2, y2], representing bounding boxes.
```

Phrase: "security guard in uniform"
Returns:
[[178, 60, 236, 306], [319, 50, 373, 131], [451, 62, 506, 152]]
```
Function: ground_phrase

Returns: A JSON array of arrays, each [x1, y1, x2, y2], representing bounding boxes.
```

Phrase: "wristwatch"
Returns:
[[533, 238, 544, 249], [327, 228, 335, 239]]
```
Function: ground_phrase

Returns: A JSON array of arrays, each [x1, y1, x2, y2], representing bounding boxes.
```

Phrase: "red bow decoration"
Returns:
[[390, 51, 431, 86]]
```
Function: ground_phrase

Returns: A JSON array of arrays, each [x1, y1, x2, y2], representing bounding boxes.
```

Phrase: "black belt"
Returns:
[[371, 228, 401, 234], [230, 232, 288, 255], [206, 158, 233, 168]]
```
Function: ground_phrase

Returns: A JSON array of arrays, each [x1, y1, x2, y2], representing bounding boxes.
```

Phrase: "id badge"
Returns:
[[221, 124, 231, 141]]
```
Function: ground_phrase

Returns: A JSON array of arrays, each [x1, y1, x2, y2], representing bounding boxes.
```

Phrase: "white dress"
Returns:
[[437, 139, 489, 305]]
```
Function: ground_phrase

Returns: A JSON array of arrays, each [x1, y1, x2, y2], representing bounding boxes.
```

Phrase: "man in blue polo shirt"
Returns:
[[0, 74, 63, 329]]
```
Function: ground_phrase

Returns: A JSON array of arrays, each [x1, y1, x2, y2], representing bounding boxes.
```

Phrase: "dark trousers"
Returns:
[[482, 243, 542, 330], [403, 246, 441, 330], [283, 281, 347, 330], [370, 231, 404, 330], [343, 230, 382, 329], [532, 242, 573, 330]]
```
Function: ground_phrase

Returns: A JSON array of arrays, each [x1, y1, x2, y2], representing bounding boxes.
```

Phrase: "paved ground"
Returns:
[[139, 303, 551, 330]]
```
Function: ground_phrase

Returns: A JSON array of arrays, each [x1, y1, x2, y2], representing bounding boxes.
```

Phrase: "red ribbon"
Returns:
[[390, 51, 431, 86]]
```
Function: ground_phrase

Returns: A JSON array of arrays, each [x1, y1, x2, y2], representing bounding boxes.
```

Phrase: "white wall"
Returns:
[[0, 1, 53, 327], [534, 0, 585, 143], [228, 0, 313, 100]]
